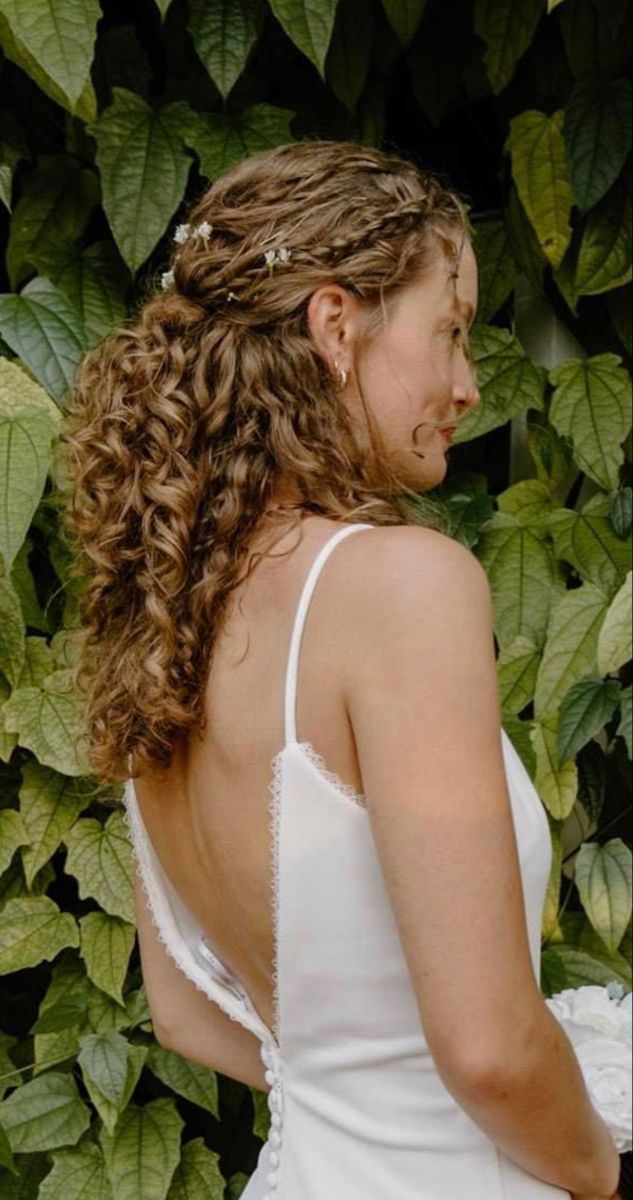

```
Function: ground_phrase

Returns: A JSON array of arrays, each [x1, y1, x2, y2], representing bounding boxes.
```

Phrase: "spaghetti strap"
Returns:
[[282, 523, 376, 746]]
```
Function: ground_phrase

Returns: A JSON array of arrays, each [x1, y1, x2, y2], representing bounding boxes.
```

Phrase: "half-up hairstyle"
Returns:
[[59, 138, 472, 785]]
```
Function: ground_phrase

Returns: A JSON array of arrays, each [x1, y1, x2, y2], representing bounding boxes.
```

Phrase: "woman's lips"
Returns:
[[440, 426, 456, 445]]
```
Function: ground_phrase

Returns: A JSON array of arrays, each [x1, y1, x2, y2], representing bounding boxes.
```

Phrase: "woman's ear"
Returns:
[[306, 283, 357, 364]]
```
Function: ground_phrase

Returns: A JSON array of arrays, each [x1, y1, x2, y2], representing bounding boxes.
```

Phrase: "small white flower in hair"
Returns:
[[194, 220, 213, 242], [160, 268, 175, 289], [263, 246, 292, 274], [173, 223, 192, 244]]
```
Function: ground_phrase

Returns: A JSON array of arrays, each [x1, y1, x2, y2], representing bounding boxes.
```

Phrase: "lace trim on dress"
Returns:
[[267, 750, 284, 1049], [295, 740, 368, 809], [121, 784, 263, 1041]]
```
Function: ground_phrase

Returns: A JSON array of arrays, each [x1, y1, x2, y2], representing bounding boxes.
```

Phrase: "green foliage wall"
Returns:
[[0, 0, 631, 1195]]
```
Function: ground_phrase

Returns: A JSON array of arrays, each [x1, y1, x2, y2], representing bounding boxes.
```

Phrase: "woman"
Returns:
[[61, 140, 621, 1200]]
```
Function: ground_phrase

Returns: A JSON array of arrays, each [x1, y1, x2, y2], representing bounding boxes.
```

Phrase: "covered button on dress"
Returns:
[[123, 522, 571, 1199]]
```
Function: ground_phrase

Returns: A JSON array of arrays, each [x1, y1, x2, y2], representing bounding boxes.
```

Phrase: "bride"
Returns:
[[61, 138, 621, 1200]]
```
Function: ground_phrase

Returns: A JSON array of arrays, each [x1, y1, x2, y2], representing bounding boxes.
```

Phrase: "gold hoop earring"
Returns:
[[334, 360, 348, 390]]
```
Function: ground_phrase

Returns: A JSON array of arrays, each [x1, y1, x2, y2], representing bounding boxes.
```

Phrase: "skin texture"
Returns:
[[306, 232, 481, 493]]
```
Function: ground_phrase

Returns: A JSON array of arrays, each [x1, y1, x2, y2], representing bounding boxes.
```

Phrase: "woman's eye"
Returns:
[[451, 327, 463, 341]]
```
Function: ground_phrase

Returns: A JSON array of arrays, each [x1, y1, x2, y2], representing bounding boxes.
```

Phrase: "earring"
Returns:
[[334, 360, 348, 390]]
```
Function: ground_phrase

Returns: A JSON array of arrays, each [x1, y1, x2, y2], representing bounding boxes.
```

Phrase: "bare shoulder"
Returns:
[[338, 522, 492, 644]]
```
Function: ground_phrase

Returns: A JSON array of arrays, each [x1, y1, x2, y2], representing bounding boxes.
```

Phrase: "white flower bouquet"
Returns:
[[544, 980, 632, 1153]]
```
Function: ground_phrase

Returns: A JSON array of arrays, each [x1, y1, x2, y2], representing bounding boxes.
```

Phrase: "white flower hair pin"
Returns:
[[173, 220, 213, 246], [161, 220, 214, 290], [263, 246, 291, 276]]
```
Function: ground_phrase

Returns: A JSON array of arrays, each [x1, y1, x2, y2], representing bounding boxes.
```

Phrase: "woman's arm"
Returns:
[[131, 874, 270, 1094]]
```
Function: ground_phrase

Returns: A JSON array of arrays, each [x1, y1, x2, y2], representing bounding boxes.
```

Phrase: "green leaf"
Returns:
[[475, 512, 564, 650], [146, 1044, 219, 1118], [470, 215, 519, 323], [0, 575, 26, 688], [532, 712, 578, 820], [452, 325, 546, 443], [557, 675, 622, 762], [33, 955, 87, 1074], [548, 353, 632, 491], [82, 1041, 146, 1136], [0, 277, 90, 404], [267, 0, 340, 78], [78, 1032, 130, 1106], [64, 809, 135, 923], [496, 478, 557, 528], [542, 943, 631, 991], [0, 896, 78, 975], [597, 570, 632, 675], [19, 761, 91, 887], [378, 0, 428, 46], [497, 635, 543, 716], [574, 839, 633, 955], [2, 669, 90, 777], [0, 0, 99, 115], [85, 89, 195, 274], [474, 0, 543, 93], [8, 543, 48, 646], [534, 582, 610, 718], [0, 1073, 90, 1153], [79, 911, 135, 1004], [250, 1084, 271, 1142], [29, 992, 89, 1035], [181, 102, 296, 181], [100, 1098, 184, 1200], [166, 1137, 224, 1199], [574, 168, 632, 297], [0, 859, 55, 916], [617, 685, 632, 757], [545, 492, 632, 597], [38, 1142, 113, 1200], [506, 109, 574, 268], [0, 1121, 16, 1175], [609, 486, 632, 538], [563, 78, 632, 213], [0, 13, 96, 123], [326, 0, 374, 112], [187, 0, 267, 101], [0, 405, 54, 573], [17, 637, 55, 688], [0, 811, 29, 877], [33, 240, 131, 350], [4, 154, 100, 292]]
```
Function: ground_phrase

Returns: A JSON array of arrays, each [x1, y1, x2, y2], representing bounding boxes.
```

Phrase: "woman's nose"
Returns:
[[453, 372, 481, 412]]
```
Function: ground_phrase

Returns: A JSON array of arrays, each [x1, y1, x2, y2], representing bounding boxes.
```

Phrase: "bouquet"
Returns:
[[544, 980, 632, 1153]]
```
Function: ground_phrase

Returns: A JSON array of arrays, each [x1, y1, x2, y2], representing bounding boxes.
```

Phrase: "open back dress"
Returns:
[[123, 522, 570, 1199]]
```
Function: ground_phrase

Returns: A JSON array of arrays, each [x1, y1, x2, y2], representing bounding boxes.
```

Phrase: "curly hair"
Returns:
[[59, 138, 473, 785]]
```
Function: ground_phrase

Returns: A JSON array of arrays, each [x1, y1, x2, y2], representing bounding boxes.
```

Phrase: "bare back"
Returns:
[[131, 514, 379, 1036]]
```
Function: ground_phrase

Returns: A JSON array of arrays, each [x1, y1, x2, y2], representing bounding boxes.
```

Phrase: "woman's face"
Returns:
[[356, 234, 481, 491], [309, 230, 481, 493]]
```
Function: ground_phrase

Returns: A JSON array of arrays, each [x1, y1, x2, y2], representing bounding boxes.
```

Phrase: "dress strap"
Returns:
[[283, 523, 376, 746]]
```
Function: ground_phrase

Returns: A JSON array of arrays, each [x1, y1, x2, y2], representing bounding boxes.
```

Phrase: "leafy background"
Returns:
[[0, 0, 631, 1195]]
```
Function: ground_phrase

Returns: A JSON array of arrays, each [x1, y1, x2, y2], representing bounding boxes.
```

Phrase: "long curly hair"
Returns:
[[59, 138, 472, 785]]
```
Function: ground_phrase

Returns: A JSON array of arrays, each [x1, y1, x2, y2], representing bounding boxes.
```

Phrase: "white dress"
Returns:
[[123, 522, 571, 1199]]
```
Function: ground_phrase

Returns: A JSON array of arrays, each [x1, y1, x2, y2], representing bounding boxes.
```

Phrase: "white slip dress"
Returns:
[[123, 522, 571, 1199]]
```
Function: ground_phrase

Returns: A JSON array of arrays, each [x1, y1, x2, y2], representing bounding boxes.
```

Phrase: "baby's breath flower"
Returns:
[[173, 223, 191, 244], [160, 268, 175, 290], [194, 220, 213, 241]]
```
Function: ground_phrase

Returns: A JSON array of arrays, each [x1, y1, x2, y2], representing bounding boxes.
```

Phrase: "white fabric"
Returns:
[[123, 522, 570, 1198]]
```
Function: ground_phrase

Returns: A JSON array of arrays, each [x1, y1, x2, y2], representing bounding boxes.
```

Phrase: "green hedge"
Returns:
[[0, 0, 631, 1195]]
